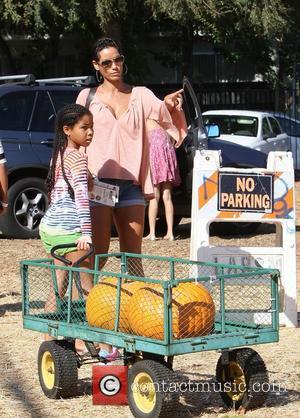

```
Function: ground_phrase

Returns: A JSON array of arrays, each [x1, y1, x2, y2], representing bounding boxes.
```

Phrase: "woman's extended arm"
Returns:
[[164, 89, 187, 148]]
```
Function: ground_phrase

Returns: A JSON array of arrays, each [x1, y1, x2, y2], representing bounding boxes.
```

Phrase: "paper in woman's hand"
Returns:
[[88, 178, 119, 207]]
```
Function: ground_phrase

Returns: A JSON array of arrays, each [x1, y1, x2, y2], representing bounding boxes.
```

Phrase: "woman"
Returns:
[[76, 37, 187, 267], [145, 119, 181, 241]]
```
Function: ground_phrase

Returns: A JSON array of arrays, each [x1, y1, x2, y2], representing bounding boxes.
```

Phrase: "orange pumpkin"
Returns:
[[86, 277, 144, 332], [127, 282, 215, 339]]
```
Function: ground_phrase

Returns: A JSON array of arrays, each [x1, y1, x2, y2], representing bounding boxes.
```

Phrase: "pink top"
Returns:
[[76, 86, 186, 199]]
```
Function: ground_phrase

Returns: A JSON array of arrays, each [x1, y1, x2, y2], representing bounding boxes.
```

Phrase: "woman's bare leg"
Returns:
[[161, 182, 174, 240], [113, 205, 145, 276], [90, 205, 113, 269], [145, 185, 160, 240], [90, 205, 116, 352]]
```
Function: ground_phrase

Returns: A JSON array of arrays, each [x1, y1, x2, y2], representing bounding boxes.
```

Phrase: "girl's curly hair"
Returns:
[[46, 103, 91, 200]]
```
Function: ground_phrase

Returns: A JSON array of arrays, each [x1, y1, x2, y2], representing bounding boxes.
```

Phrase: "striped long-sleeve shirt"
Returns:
[[40, 148, 92, 237]]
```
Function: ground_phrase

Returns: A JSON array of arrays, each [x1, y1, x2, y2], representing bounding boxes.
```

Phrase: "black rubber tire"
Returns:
[[216, 348, 269, 410], [0, 177, 48, 238], [38, 340, 78, 399], [128, 359, 179, 417], [141, 352, 173, 371]]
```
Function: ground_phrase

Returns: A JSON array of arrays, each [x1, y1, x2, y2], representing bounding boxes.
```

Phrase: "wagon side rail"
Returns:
[[21, 253, 279, 356]]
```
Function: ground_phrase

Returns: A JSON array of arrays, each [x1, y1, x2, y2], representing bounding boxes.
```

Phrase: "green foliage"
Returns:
[[94, 0, 127, 29], [146, 0, 298, 82], [0, 0, 299, 84]]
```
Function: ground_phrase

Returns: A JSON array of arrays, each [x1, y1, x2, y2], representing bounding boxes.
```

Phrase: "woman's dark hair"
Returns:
[[46, 103, 92, 200], [92, 37, 122, 61]]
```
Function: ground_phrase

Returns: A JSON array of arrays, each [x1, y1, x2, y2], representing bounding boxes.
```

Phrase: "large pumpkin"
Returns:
[[86, 277, 144, 332], [127, 282, 215, 339]]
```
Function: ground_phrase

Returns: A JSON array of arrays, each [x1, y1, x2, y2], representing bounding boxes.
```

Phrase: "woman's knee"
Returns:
[[162, 190, 172, 203], [114, 206, 144, 251]]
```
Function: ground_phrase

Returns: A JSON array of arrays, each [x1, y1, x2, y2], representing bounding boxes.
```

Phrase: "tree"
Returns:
[[145, 0, 300, 109], [0, 1, 83, 75], [145, 1, 291, 81]]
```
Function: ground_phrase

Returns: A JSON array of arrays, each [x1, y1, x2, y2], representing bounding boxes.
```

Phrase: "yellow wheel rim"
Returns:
[[222, 361, 246, 401], [41, 351, 55, 390], [132, 372, 156, 414]]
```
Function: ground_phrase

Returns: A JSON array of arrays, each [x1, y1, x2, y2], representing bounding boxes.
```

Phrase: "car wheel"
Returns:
[[0, 177, 48, 239]]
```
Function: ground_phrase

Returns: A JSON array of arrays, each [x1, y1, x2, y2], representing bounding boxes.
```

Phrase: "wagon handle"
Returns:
[[50, 243, 94, 266]]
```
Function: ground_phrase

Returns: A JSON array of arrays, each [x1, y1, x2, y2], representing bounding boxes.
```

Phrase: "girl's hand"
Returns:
[[76, 235, 92, 251], [164, 89, 184, 113]]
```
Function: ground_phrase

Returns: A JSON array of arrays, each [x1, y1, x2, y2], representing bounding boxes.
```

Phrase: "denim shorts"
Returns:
[[90, 178, 146, 208]]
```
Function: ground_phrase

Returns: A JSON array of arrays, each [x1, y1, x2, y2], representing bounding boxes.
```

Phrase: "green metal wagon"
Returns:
[[21, 246, 279, 417]]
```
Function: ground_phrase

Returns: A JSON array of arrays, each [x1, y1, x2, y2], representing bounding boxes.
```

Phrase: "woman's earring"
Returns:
[[95, 70, 103, 83], [123, 63, 128, 76]]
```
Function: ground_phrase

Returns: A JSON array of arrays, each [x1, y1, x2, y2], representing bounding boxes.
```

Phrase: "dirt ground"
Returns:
[[0, 184, 299, 417]]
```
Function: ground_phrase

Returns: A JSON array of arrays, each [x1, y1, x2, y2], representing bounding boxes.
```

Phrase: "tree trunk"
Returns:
[[0, 35, 16, 75]]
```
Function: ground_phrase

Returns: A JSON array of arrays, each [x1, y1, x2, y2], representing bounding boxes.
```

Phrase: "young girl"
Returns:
[[145, 119, 181, 241], [39, 104, 94, 356], [40, 103, 119, 360]]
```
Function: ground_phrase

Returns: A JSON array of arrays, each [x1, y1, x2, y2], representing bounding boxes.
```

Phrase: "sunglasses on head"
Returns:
[[99, 55, 125, 69]]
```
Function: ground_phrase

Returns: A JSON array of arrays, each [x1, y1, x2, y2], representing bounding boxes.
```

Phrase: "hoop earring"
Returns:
[[123, 63, 128, 76], [95, 70, 103, 83]]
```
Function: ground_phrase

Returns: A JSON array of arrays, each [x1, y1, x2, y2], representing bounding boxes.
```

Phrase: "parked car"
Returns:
[[270, 113, 300, 169], [155, 79, 268, 234], [0, 74, 94, 238], [202, 110, 290, 156], [0, 75, 268, 238]]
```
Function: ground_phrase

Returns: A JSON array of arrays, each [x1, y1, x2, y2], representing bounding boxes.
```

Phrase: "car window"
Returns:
[[269, 117, 281, 135], [30, 91, 56, 132], [275, 117, 300, 136], [49, 90, 79, 112], [290, 121, 300, 136], [0, 91, 35, 131], [203, 115, 258, 137], [276, 117, 290, 134], [262, 117, 271, 136]]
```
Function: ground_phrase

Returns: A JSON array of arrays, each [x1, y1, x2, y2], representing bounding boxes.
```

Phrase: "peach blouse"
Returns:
[[76, 86, 186, 198]]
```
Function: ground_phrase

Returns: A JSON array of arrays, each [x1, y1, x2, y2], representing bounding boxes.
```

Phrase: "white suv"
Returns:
[[203, 110, 290, 155]]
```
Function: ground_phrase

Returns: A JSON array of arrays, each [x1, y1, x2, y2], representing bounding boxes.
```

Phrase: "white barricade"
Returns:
[[190, 150, 298, 327]]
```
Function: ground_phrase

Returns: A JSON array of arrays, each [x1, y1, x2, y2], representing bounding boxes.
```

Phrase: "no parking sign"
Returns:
[[190, 150, 297, 327]]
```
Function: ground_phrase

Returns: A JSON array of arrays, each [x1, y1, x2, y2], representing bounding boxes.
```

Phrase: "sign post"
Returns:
[[190, 150, 298, 327]]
